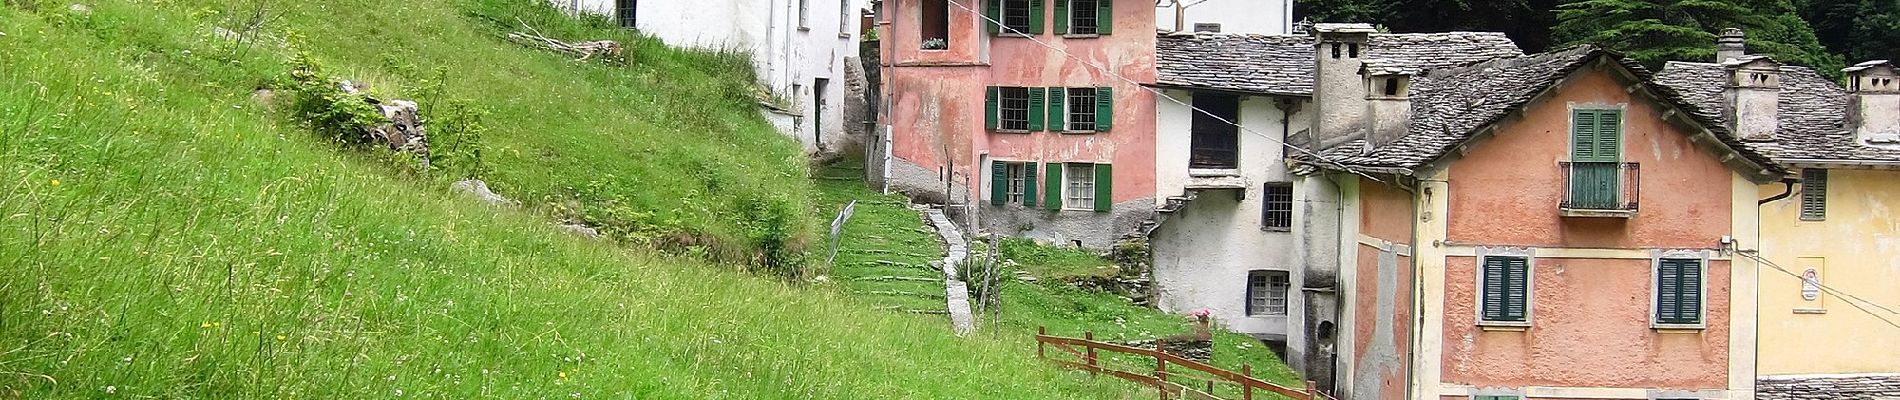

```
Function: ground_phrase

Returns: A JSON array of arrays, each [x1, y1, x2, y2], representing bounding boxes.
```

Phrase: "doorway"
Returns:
[[814, 78, 830, 148]]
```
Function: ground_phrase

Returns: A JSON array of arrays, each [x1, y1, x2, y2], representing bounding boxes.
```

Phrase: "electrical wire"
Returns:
[[1737, 250, 1900, 331]]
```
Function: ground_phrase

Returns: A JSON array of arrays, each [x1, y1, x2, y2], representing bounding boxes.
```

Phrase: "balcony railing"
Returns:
[[1560, 161, 1639, 216]]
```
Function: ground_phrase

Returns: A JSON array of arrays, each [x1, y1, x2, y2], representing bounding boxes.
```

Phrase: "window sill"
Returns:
[[994, 32, 1036, 38], [1061, 33, 1101, 39], [992, 129, 1034, 134], [1059, 130, 1098, 135], [799, 26, 811, 32], [1188, 168, 1242, 177], [1652, 325, 1706, 333], [1478, 324, 1530, 332], [1793, 307, 1828, 314], [839, 33, 853, 39], [1261, 226, 1291, 233], [1559, 208, 1634, 218]]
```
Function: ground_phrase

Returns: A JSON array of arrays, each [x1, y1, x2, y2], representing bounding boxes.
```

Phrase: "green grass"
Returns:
[[0, 0, 1159, 398], [814, 162, 1306, 395]]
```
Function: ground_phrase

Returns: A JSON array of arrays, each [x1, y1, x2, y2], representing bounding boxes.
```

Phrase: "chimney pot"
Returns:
[[1844, 60, 1900, 145], [1716, 28, 1746, 63]]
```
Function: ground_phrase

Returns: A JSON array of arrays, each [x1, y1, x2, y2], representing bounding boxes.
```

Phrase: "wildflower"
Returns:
[[49, 179, 59, 187], [104, 386, 115, 394], [200, 322, 212, 329], [275, 335, 287, 341], [1189, 308, 1212, 318], [558, 371, 568, 380]]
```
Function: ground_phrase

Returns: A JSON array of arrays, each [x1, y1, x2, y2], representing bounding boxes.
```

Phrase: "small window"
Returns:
[[1006, 163, 1026, 204], [998, 87, 1031, 131], [839, 0, 852, 34], [1193, 23, 1222, 33], [1247, 270, 1290, 316], [1348, 43, 1360, 58], [990, 161, 1038, 207], [1330, 43, 1341, 59], [1656, 258, 1704, 326], [1802, 168, 1827, 221], [1064, 163, 1096, 210], [1263, 183, 1293, 230], [615, 0, 638, 28], [1382, 78, 1400, 96], [1480, 256, 1531, 324], [798, 0, 810, 28], [921, 0, 949, 49], [1065, 88, 1097, 131], [1069, 0, 1100, 34], [1000, 0, 1034, 34]]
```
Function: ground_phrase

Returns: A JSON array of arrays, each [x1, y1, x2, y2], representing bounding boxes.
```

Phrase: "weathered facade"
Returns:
[[873, 0, 1159, 249], [1655, 39, 1900, 398], [552, 0, 866, 156]]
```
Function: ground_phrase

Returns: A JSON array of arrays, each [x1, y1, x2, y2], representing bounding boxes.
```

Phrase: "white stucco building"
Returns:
[[550, 0, 867, 155], [1154, 0, 1292, 34]]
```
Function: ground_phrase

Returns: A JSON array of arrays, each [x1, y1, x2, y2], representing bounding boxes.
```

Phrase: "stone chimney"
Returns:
[[1723, 56, 1780, 141], [1716, 28, 1746, 63], [1362, 61, 1415, 148], [1845, 60, 1900, 145], [1311, 23, 1377, 149]]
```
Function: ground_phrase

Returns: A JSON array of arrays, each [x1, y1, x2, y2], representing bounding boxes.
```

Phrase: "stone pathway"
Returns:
[[922, 207, 975, 336]]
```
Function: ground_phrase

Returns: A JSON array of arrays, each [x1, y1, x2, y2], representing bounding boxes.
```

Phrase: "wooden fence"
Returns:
[[1035, 327, 1325, 400]]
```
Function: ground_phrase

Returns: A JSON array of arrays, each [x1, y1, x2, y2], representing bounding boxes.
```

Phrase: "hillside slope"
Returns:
[[0, 0, 1140, 398]]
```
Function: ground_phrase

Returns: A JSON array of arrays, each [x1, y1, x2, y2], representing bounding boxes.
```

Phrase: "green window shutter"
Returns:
[[1595, 110, 1622, 161], [1802, 168, 1828, 220], [1023, 162, 1039, 207], [1044, 162, 1063, 211], [986, 0, 1001, 35], [1053, 0, 1069, 34], [990, 160, 1008, 206], [1028, 0, 1045, 35], [1571, 109, 1599, 161], [1679, 259, 1702, 323], [1093, 163, 1112, 212], [1047, 87, 1067, 131], [985, 86, 1000, 130], [1656, 259, 1702, 324], [1027, 87, 1046, 131], [1481, 257, 1507, 321], [1095, 86, 1114, 132], [1504, 257, 1529, 321], [1096, 0, 1112, 34]]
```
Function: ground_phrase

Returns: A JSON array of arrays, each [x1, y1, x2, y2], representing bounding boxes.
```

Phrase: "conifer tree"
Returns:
[[1553, 0, 1843, 74]]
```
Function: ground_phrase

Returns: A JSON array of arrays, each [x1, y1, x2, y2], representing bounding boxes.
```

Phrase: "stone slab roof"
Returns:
[[1154, 31, 1523, 96], [1655, 61, 1900, 164], [1758, 373, 1900, 400], [1312, 46, 1783, 178]]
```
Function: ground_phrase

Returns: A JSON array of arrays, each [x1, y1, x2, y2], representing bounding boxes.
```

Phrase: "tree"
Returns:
[[1553, 0, 1843, 74], [1296, 0, 1561, 52], [1799, 0, 1900, 65]]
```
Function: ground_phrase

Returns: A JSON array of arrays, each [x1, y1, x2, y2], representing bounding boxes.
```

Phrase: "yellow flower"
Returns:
[[558, 371, 568, 380], [275, 335, 287, 341], [200, 322, 211, 328], [49, 179, 59, 187]]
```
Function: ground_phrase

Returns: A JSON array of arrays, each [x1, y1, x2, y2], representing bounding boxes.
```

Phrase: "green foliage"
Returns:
[[1552, 0, 1843, 73], [410, 67, 492, 180], [999, 237, 1119, 279], [284, 52, 386, 144], [1296, 0, 1560, 52], [1799, 0, 1900, 66]]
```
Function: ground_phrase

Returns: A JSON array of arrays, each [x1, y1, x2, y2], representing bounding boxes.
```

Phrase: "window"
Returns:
[[989, 161, 1037, 206], [1247, 270, 1290, 316], [1041, 163, 1112, 212], [1057, 0, 1111, 35], [615, 0, 637, 28], [1802, 168, 1827, 221], [1567, 109, 1624, 210], [1193, 23, 1221, 33], [1189, 93, 1240, 169], [992, 86, 1111, 133], [921, 0, 949, 49], [840, 0, 852, 34], [1480, 256, 1531, 324], [1065, 163, 1096, 210], [986, 0, 1040, 35], [798, 0, 811, 29], [1263, 183, 1293, 231], [1655, 258, 1704, 326]]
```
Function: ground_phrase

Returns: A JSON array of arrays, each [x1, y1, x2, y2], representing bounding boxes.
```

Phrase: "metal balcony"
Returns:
[[1559, 161, 1640, 218]]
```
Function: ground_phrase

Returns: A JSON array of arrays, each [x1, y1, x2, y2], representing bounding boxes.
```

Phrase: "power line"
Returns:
[[1737, 250, 1900, 331], [937, 0, 1386, 184]]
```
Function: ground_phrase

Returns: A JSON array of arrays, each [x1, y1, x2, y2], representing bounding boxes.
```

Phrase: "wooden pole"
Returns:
[[1305, 380, 1320, 400], [1084, 331, 1098, 376], [1036, 326, 1046, 359], [1155, 341, 1168, 400], [1242, 364, 1254, 400]]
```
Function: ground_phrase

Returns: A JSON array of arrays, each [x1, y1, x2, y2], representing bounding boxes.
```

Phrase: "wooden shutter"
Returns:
[[1481, 257, 1507, 321], [1095, 86, 1114, 132], [1656, 259, 1702, 324], [1028, 0, 1045, 35], [1093, 163, 1112, 212], [1027, 87, 1046, 131], [1802, 168, 1828, 220], [1571, 109, 1599, 161], [1044, 162, 1063, 211], [990, 161, 1008, 206], [986, 0, 1001, 35], [1047, 87, 1066, 131], [1503, 257, 1529, 321], [1595, 110, 1622, 161], [985, 86, 1000, 130], [1096, 0, 1112, 34], [1678, 259, 1702, 323], [1053, 0, 1069, 34], [1023, 162, 1039, 207]]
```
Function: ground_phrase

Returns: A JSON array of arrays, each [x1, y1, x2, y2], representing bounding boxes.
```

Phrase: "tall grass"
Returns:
[[0, 1, 1148, 398]]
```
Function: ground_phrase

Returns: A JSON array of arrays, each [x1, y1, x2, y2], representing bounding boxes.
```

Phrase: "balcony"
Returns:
[[1560, 161, 1640, 218]]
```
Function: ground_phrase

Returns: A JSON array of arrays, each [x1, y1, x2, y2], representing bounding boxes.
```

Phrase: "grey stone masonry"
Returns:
[[1758, 373, 1900, 400], [1155, 31, 1521, 96], [923, 207, 975, 336]]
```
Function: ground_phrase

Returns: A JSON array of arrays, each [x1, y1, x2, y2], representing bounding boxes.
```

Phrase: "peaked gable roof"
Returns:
[[1154, 31, 1523, 96], [1655, 61, 1900, 165], [1311, 46, 1785, 181]]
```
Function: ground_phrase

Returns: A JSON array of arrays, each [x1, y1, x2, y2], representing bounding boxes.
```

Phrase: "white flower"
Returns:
[[104, 386, 116, 394]]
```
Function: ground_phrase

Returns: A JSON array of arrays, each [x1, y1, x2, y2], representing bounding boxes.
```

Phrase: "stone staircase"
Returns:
[[1132, 190, 1201, 238]]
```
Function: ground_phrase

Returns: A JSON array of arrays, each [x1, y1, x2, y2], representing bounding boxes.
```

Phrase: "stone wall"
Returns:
[[1758, 374, 1900, 400]]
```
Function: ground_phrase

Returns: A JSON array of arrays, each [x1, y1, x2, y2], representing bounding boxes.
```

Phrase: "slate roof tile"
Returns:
[[1154, 31, 1523, 96], [1654, 61, 1900, 163]]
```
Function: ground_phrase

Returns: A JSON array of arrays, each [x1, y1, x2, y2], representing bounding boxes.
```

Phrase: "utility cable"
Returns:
[[1737, 250, 1900, 331]]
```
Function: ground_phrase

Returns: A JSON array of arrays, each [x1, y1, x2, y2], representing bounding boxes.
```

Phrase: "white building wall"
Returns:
[[552, 0, 863, 155], [1152, 90, 1308, 339], [1155, 0, 1292, 34]]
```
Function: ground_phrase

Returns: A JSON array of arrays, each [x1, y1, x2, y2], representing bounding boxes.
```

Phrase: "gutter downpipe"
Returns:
[[1759, 178, 1797, 205]]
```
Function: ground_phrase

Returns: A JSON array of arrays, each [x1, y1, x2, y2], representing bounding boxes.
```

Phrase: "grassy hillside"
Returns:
[[0, 0, 1147, 398]]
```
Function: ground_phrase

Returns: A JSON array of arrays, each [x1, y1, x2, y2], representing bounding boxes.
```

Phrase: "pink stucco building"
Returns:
[[872, 0, 1158, 248]]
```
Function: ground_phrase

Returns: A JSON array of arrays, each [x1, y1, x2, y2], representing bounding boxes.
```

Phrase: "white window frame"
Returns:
[[1475, 247, 1535, 327], [1066, 0, 1103, 35], [1247, 270, 1290, 316], [1649, 250, 1710, 330], [1062, 87, 1097, 132], [1063, 163, 1095, 211], [1005, 162, 1027, 204]]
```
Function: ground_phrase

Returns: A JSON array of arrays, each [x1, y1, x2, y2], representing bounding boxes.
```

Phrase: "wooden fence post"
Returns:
[[1155, 341, 1168, 400], [1305, 380, 1319, 400], [1036, 326, 1046, 359], [1242, 364, 1254, 400], [1083, 331, 1098, 375]]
